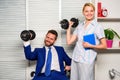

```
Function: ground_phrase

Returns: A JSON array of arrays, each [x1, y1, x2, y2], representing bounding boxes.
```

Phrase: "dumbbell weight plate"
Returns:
[[70, 18, 79, 28], [20, 30, 31, 41], [29, 30, 36, 40], [60, 19, 69, 29]]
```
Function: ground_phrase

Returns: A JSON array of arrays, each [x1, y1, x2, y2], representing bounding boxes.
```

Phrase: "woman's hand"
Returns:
[[82, 42, 93, 48], [68, 21, 74, 29]]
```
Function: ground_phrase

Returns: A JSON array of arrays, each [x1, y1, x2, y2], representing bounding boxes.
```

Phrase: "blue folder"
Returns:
[[83, 34, 96, 50]]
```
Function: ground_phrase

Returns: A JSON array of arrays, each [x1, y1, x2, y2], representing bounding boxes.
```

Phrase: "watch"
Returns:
[[102, 8, 108, 17]]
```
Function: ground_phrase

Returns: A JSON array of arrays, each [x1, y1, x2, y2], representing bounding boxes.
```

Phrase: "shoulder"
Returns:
[[54, 46, 63, 49], [91, 20, 103, 30], [77, 21, 84, 28], [53, 46, 65, 51], [92, 20, 101, 27], [54, 46, 66, 54], [34, 47, 45, 52]]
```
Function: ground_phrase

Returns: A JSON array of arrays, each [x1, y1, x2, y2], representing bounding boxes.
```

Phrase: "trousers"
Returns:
[[70, 60, 94, 80], [33, 70, 69, 80]]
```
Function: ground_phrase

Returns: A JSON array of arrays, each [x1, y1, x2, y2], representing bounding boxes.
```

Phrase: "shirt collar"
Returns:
[[82, 19, 96, 26], [45, 46, 54, 50]]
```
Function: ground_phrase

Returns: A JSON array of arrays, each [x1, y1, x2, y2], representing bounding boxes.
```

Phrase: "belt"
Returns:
[[38, 70, 55, 76]]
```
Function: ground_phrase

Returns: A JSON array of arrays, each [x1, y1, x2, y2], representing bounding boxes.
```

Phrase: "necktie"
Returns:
[[45, 47, 52, 76]]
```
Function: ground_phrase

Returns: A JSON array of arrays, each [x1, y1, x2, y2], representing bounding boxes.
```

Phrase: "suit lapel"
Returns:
[[42, 47, 46, 65]]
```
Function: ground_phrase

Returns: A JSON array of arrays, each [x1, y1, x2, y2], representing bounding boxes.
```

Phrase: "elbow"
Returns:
[[104, 42, 107, 49], [104, 45, 107, 49], [25, 55, 31, 60], [25, 56, 34, 60], [66, 41, 72, 46], [102, 44, 107, 49]]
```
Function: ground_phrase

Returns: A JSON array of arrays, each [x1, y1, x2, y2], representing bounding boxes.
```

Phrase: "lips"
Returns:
[[46, 40, 50, 43], [45, 40, 51, 45]]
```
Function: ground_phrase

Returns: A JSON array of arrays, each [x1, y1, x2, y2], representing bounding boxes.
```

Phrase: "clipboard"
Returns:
[[83, 34, 96, 50]]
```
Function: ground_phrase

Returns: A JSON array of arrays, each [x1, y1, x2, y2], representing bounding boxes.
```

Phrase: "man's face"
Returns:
[[44, 33, 56, 47]]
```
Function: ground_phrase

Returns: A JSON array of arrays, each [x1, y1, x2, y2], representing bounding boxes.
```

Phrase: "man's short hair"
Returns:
[[47, 29, 58, 40]]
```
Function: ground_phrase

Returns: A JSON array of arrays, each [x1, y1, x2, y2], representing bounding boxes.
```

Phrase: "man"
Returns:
[[23, 29, 71, 80]]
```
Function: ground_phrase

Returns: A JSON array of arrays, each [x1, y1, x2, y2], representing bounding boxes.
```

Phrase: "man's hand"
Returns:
[[64, 65, 71, 71], [23, 40, 30, 47]]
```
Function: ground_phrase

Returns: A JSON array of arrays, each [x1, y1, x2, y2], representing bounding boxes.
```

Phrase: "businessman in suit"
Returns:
[[23, 29, 71, 80]]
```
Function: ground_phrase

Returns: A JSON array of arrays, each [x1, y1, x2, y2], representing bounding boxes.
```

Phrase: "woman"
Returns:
[[66, 3, 107, 80]]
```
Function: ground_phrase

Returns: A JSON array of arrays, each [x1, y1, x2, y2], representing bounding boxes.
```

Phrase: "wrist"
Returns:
[[23, 41, 30, 47]]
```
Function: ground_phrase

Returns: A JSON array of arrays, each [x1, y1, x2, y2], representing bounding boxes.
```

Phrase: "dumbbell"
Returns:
[[20, 30, 36, 41], [60, 18, 79, 29]]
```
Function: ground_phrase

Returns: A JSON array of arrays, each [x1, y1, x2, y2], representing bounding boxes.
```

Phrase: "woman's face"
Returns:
[[83, 6, 95, 21]]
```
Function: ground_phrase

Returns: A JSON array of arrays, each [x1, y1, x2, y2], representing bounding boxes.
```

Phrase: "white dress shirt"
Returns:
[[41, 46, 60, 73]]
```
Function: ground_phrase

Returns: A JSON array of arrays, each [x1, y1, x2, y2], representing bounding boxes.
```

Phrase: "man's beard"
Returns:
[[44, 40, 54, 47]]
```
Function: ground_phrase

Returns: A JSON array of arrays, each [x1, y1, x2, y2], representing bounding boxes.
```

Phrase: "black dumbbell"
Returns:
[[70, 18, 79, 28], [20, 30, 36, 41], [60, 18, 79, 29], [60, 19, 69, 29]]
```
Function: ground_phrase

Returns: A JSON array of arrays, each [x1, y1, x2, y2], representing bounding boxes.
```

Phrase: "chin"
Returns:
[[45, 43, 53, 47], [45, 44, 50, 47]]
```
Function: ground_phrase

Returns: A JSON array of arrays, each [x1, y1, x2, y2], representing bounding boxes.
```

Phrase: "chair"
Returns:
[[30, 70, 71, 80]]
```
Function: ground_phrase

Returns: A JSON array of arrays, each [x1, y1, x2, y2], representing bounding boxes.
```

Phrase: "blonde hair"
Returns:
[[82, 3, 95, 12]]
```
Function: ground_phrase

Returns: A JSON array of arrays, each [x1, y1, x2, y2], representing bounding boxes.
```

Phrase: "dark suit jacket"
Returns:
[[24, 45, 71, 79]]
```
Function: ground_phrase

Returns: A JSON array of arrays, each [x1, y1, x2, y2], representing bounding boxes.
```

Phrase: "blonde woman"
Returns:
[[66, 3, 107, 80]]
